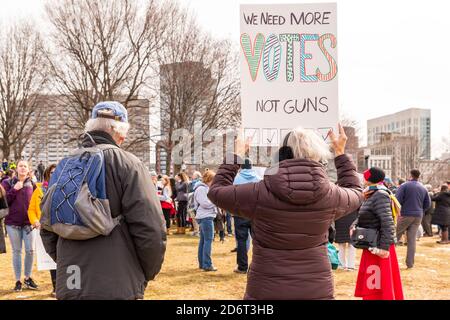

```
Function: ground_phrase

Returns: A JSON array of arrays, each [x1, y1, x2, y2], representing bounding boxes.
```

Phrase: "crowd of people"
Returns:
[[0, 101, 449, 301]]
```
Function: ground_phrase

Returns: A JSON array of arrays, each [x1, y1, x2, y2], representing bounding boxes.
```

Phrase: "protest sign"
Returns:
[[240, 3, 338, 146], [35, 230, 56, 271]]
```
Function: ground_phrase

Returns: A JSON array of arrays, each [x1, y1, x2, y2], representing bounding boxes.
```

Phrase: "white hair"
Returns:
[[285, 127, 332, 163], [85, 116, 130, 138], [192, 171, 202, 179]]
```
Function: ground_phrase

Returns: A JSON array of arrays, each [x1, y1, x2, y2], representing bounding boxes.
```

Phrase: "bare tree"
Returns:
[[420, 160, 450, 187], [157, 10, 240, 173], [0, 22, 49, 161], [45, 0, 174, 151]]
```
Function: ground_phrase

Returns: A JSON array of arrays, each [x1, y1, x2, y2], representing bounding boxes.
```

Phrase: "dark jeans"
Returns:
[[162, 208, 171, 229], [0, 218, 6, 254], [421, 214, 433, 236], [50, 269, 56, 290], [225, 212, 233, 235], [214, 214, 225, 240], [234, 216, 252, 272], [177, 201, 188, 228]]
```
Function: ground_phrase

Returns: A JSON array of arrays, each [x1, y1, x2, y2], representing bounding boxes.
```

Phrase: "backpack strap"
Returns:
[[193, 185, 206, 211], [91, 144, 124, 224]]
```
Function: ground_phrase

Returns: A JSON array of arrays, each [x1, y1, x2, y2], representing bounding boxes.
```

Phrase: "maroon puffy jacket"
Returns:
[[208, 154, 363, 300]]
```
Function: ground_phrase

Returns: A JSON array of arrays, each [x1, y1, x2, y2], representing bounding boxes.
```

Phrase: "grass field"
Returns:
[[0, 229, 449, 300]]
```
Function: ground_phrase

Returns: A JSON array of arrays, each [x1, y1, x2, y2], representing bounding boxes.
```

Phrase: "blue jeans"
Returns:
[[225, 212, 233, 235], [197, 217, 214, 269], [6, 225, 35, 281]]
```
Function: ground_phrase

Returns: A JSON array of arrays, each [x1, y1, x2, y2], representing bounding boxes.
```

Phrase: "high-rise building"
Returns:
[[367, 108, 431, 159], [343, 126, 359, 162], [22, 95, 151, 169], [368, 133, 419, 181]]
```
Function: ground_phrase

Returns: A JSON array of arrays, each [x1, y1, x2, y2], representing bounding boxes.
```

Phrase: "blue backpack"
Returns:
[[40, 141, 121, 240]]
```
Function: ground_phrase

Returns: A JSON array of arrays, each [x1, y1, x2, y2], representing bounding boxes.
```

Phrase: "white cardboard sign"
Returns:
[[35, 231, 57, 271], [240, 3, 339, 145]]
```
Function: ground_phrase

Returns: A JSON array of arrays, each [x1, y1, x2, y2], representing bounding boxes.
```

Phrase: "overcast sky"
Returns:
[[1, 0, 449, 158]]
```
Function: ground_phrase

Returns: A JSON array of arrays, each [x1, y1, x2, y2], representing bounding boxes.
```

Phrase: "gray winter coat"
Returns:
[[41, 131, 167, 300], [194, 182, 217, 220], [176, 181, 188, 202]]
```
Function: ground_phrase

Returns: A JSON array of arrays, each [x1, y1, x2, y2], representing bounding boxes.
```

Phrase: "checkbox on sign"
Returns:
[[244, 128, 260, 146], [262, 128, 278, 146], [317, 127, 333, 142], [280, 129, 292, 144]]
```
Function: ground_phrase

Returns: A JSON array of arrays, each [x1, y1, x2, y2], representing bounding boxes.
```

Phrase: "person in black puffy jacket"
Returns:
[[352, 167, 404, 300], [431, 184, 450, 244]]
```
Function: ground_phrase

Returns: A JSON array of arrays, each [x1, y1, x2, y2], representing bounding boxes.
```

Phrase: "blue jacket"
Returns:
[[395, 180, 431, 217], [189, 178, 201, 193]]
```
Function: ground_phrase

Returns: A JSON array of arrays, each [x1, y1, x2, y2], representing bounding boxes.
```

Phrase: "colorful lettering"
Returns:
[[300, 34, 319, 82], [280, 33, 300, 82], [240, 33, 265, 82], [316, 33, 337, 82], [263, 34, 282, 82]]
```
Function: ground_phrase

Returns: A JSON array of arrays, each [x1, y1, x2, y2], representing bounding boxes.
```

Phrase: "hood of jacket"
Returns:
[[234, 169, 261, 185], [264, 158, 331, 206], [194, 182, 208, 191]]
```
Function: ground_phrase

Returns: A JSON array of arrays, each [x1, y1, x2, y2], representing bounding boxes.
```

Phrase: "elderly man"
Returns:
[[41, 101, 166, 300]]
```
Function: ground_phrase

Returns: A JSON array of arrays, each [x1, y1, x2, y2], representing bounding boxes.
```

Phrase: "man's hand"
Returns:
[[33, 221, 41, 230], [328, 123, 347, 157]]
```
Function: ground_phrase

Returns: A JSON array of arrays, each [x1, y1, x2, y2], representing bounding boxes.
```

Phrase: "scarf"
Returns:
[[363, 184, 388, 200], [363, 184, 400, 225]]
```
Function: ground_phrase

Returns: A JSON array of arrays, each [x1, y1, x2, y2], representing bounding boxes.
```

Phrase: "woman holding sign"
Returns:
[[28, 164, 57, 297], [208, 124, 363, 300]]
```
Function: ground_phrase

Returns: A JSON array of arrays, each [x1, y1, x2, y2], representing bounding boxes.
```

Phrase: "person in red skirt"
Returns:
[[352, 167, 404, 300]]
